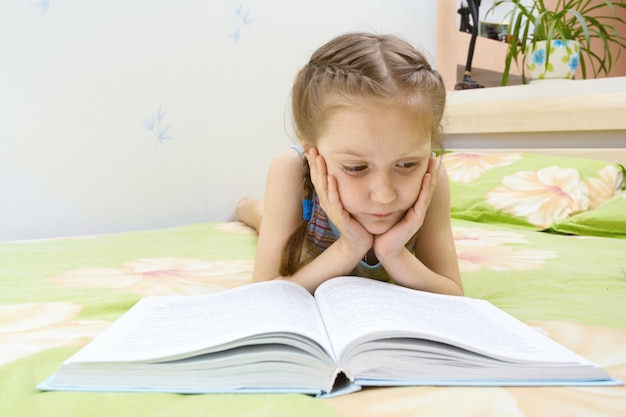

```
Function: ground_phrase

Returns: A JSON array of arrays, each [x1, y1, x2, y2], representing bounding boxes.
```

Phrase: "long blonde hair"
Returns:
[[279, 32, 447, 276]]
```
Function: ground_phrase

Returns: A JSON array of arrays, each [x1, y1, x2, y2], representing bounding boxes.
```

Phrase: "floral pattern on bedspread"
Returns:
[[444, 151, 625, 231], [50, 258, 253, 296], [483, 164, 624, 228], [443, 152, 523, 183], [453, 226, 556, 272], [485, 166, 591, 228], [1, 220, 625, 417], [0, 303, 108, 366]]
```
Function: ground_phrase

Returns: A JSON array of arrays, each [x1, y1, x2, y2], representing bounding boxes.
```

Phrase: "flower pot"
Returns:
[[525, 40, 580, 82]]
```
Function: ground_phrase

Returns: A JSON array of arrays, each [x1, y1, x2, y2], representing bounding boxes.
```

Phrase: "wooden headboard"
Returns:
[[443, 77, 626, 166]]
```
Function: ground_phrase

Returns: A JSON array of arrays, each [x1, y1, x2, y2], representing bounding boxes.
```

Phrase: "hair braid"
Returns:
[[279, 157, 315, 276]]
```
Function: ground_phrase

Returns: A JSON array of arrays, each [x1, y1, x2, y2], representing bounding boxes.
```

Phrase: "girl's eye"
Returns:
[[342, 165, 368, 175], [397, 161, 418, 170]]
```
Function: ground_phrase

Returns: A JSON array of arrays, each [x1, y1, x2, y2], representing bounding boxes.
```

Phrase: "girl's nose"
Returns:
[[370, 173, 396, 204]]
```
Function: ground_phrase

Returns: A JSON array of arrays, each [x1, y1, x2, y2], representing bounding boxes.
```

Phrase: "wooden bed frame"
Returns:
[[443, 77, 626, 166]]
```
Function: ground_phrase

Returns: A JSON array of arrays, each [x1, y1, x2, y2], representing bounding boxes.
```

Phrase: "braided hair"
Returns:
[[279, 32, 447, 276]]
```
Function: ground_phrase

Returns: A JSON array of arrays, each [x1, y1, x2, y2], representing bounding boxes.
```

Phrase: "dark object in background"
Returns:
[[458, 1, 473, 33], [455, 0, 485, 90]]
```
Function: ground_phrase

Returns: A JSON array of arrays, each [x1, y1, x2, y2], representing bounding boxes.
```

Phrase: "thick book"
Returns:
[[38, 276, 621, 396]]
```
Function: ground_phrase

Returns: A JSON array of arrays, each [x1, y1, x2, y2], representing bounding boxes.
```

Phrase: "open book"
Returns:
[[38, 276, 621, 396]]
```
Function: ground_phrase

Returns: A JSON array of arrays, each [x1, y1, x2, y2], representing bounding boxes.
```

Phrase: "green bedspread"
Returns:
[[1, 220, 625, 417]]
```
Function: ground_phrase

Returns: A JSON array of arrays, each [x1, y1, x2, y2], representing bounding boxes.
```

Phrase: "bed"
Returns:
[[2, 145, 626, 417]]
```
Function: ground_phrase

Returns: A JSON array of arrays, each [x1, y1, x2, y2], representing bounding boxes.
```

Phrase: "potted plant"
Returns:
[[489, 0, 626, 84]]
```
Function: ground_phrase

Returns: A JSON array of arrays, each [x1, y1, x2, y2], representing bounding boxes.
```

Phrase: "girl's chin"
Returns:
[[362, 221, 396, 236], [353, 212, 405, 235]]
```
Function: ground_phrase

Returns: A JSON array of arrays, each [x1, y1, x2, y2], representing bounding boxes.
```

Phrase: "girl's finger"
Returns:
[[317, 154, 331, 196], [307, 148, 324, 195], [306, 148, 319, 182], [428, 153, 438, 192], [327, 173, 340, 208], [411, 156, 437, 224]]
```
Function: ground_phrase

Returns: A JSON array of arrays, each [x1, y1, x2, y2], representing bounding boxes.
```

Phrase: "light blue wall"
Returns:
[[0, 1, 437, 240]]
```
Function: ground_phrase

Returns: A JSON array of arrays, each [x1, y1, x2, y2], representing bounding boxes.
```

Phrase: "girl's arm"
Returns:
[[375, 163, 463, 296], [252, 149, 370, 293]]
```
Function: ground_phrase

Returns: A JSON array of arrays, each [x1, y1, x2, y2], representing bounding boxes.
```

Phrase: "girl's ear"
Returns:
[[305, 146, 319, 159], [297, 132, 316, 153], [299, 140, 313, 154]]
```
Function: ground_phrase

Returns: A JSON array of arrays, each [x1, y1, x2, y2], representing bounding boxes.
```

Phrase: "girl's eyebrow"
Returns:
[[334, 149, 430, 158], [324, 147, 372, 158], [333, 151, 368, 158], [333, 151, 431, 160]]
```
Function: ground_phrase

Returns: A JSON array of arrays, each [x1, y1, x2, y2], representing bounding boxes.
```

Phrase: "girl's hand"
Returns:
[[307, 148, 373, 254], [374, 153, 438, 261]]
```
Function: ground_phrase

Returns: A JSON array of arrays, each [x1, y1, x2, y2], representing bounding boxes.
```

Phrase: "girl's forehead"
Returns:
[[315, 101, 432, 156]]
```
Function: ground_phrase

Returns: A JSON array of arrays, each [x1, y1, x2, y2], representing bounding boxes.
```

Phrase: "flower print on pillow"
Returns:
[[443, 152, 523, 183], [485, 166, 589, 228], [585, 165, 625, 209]]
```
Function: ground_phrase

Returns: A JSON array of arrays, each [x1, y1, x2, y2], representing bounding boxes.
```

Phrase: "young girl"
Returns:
[[236, 32, 463, 296]]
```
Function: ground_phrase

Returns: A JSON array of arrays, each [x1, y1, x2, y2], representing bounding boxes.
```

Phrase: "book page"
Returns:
[[70, 280, 334, 363], [314, 277, 587, 364]]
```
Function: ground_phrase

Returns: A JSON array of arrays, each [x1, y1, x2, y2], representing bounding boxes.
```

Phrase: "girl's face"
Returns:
[[315, 101, 433, 235]]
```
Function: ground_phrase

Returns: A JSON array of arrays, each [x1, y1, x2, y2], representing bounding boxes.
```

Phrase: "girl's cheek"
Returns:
[[338, 178, 364, 206]]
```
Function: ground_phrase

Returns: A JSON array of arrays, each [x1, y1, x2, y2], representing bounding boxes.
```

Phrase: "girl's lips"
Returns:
[[371, 212, 393, 219]]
